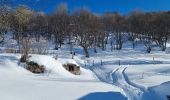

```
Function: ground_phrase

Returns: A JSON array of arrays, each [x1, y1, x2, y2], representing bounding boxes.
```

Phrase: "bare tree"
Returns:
[[72, 9, 95, 57], [11, 5, 33, 54], [0, 2, 11, 43], [50, 3, 69, 49]]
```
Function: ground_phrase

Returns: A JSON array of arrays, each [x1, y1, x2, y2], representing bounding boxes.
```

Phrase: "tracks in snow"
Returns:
[[111, 67, 144, 100], [91, 66, 145, 100]]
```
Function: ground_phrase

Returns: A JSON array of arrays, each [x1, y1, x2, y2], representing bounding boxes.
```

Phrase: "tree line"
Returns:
[[0, 2, 170, 57]]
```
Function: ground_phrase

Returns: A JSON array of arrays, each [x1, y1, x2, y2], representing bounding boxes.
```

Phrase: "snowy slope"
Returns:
[[68, 45, 170, 100], [0, 54, 123, 100], [1, 34, 170, 100]]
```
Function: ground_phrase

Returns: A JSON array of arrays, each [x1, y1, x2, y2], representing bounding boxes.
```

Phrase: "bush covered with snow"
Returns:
[[63, 63, 80, 75], [26, 61, 45, 73]]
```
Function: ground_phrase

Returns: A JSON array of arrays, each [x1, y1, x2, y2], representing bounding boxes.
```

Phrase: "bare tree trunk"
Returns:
[[101, 39, 105, 51], [82, 46, 89, 58], [94, 36, 97, 53]]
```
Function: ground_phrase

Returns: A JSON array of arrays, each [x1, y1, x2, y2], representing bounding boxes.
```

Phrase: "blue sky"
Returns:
[[15, 0, 170, 14]]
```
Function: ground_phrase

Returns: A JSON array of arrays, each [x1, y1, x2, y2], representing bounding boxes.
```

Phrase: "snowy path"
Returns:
[[111, 67, 144, 100], [91, 66, 146, 100]]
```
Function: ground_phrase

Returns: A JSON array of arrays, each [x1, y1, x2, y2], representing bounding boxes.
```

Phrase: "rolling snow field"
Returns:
[[0, 40, 170, 100], [0, 54, 123, 100]]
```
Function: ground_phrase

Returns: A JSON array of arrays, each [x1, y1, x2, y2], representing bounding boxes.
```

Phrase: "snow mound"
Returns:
[[59, 58, 97, 80], [0, 54, 121, 100], [151, 81, 170, 100], [29, 55, 96, 80], [29, 55, 76, 77]]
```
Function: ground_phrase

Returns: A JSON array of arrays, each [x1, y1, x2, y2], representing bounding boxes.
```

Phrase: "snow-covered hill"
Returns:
[[0, 54, 124, 100], [0, 33, 170, 100], [80, 48, 170, 100]]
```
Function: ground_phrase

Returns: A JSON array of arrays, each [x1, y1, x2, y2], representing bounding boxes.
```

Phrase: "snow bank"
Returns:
[[29, 55, 96, 80], [0, 54, 121, 100], [29, 55, 77, 78]]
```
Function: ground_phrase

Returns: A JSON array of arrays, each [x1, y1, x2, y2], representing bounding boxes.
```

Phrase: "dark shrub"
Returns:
[[26, 61, 45, 73], [20, 55, 27, 63], [63, 63, 80, 75]]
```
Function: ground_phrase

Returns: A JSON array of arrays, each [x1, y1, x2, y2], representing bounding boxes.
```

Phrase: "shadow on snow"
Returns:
[[78, 91, 127, 100]]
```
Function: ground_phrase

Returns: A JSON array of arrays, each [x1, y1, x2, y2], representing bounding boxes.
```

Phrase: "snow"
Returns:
[[150, 81, 170, 100], [29, 55, 75, 78], [0, 54, 123, 100], [73, 44, 170, 100], [0, 34, 170, 100]]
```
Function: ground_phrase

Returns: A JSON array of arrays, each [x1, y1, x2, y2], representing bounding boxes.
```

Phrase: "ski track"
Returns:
[[92, 66, 145, 100], [111, 67, 144, 100]]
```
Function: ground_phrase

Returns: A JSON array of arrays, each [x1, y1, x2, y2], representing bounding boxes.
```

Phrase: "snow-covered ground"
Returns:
[[78, 47, 170, 100], [0, 54, 124, 100], [0, 36, 170, 100]]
